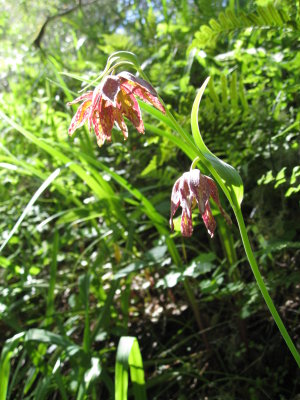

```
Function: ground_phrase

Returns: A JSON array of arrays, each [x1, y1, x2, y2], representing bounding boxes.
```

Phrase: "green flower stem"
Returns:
[[136, 68, 201, 159], [134, 62, 300, 365], [191, 156, 201, 171], [160, 105, 300, 366], [164, 108, 199, 154], [233, 205, 300, 367], [158, 103, 300, 366]]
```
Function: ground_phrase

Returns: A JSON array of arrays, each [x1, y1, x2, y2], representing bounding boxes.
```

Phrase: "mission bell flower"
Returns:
[[67, 72, 165, 146], [170, 169, 232, 238]]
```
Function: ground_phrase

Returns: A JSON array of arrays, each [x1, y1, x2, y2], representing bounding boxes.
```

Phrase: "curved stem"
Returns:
[[135, 63, 299, 365], [190, 156, 200, 170], [137, 68, 200, 156], [162, 97, 300, 366], [234, 205, 300, 367], [164, 108, 199, 154], [156, 96, 300, 364]]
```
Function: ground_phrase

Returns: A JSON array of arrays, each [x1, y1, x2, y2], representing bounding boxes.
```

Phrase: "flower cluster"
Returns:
[[68, 72, 165, 147], [170, 169, 231, 238], [68, 69, 230, 239]]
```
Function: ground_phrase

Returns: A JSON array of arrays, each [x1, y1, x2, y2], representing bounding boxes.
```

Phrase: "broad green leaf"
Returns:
[[191, 77, 244, 206]]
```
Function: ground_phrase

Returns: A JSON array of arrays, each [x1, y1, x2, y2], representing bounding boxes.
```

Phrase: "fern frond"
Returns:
[[191, 4, 293, 49], [206, 73, 249, 116]]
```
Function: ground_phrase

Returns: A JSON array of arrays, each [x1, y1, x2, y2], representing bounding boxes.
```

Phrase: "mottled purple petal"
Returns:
[[88, 87, 103, 131], [91, 114, 105, 147], [170, 173, 194, 236], [206, 177, 232, 226], [170, 178, 181, 231], [118, 88, 144, 133], [121, 81, 165, 114], [115, 110, 129, 140], [169, 169, 231, 238], [202, 201, 216, 238], [181, 208, 194, 237], [118, 72, 158, 97], [68, 100, 92, 136], [100, 75, 121, 106], [67, 91, 93, 105], [99, 101, 116, 139], [179, 177, 194, 236], [189, 170, 209, 214], [179, 177, 192, 216], [188, 169, 201, 190]]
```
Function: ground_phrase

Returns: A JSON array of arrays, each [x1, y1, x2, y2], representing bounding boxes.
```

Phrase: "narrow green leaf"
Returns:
[[230, 70, 238, 112], [79, 274, 91, 353], [0, 333, 25, 400], [84, 357, 101, 389], [218, 12, 231, 29], [225, 8, 241, 28], [268, 3, 283, 26], [143, 122, 198, 160], [115, 336, 147, 400], [0, 110, 121, 217], [209, 18, 222, 32], [208, 78, 221, 110], [0, 167, 61, 252], [238, 76, 248, 113], [278, 8, 289, 22], [47, 56, 74, 102], [91, 281, 119, 342], [138, 100, 178, 132], [161, 0, 168, 22], [257, 6, 273, 25], [240, 11, 251, 27], [0, 329, 80, 400], [45, 231, 59, 326], [191, 77, 244, 206], [221, 74, 228, 107]]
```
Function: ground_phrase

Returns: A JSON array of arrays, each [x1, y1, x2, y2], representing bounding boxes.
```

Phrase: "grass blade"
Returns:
[[0, 329, 80, 400], [115, 336, 147, 400], [0, 168, 61, 252], [45, 231, 59, 326], [0, 333, 25, 400]]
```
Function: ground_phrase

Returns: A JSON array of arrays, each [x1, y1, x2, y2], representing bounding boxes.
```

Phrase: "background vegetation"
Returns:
[[0, 0, 300, 399]]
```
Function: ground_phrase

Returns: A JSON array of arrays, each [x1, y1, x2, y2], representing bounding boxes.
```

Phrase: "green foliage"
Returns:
[[258, 165, 300, 197], [190, 3, 293, 50], [0, 0, 300, 398]]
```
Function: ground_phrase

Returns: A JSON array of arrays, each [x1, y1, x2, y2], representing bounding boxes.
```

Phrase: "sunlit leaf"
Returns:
[[115, 336, 147, 400], [191, 77, 244, 206]]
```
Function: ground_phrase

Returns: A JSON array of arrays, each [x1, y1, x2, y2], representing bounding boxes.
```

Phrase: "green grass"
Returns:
[[1, 1, 300, 398]]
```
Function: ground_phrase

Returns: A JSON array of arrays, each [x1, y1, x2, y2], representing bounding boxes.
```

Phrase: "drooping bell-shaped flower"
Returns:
[[67, 72, 165, 147], [170, 169, 232, 238]]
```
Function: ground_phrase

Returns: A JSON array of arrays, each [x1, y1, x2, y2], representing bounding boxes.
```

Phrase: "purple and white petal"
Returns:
[[170, 177, 181, 231], [118, 88, 144, 134], [67, 92, 93, 106], [100, 75, 121, 106], [68, 100, 92, 136]]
